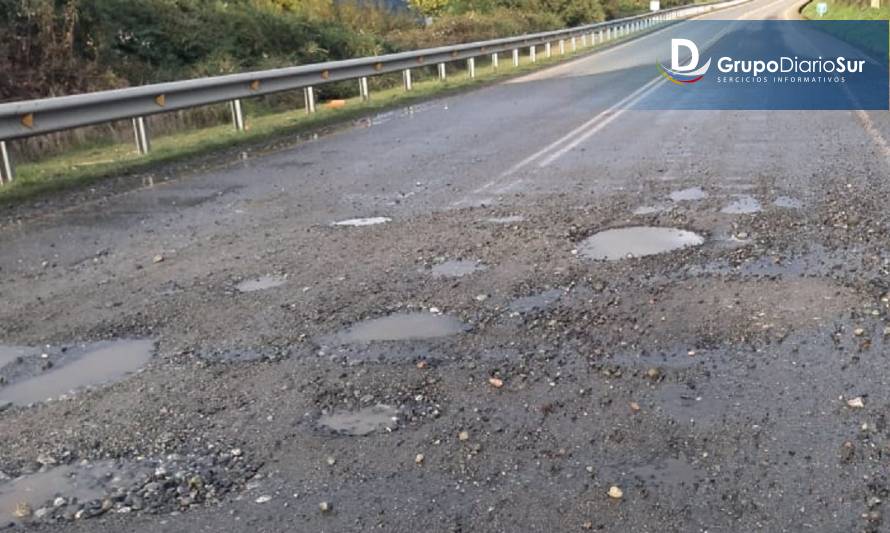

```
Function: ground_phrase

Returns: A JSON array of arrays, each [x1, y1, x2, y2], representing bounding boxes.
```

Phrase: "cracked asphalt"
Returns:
[[3, 0, 890, 530]]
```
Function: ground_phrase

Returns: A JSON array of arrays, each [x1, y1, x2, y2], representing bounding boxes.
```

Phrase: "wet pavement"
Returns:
[[2, 0, 890, 530]]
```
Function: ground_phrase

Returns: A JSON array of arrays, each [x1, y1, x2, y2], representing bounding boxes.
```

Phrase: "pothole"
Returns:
[[483, 215, 525, 224], [317, 404, 399, 436], [509, 289, 563, 313], [669, 187, 707, 201], [235, 275, 287, 293], [0, 452, 257, 524], [633, 204, 671, 215], [333, 313, 469, 343], [0, 339, 154, 406], [578, 227, 704, 261], [430, 260, 486, 278], [774, 196, 803, 209], [332, 217, 391, 227], [720, 195, 762, 214]]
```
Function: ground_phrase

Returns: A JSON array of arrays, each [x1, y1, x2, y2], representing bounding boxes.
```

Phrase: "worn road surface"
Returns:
[[3, 0, 890, 531]]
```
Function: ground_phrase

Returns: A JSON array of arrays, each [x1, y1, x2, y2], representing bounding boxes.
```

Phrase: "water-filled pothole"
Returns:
[[235, 275, 286, 293], [0, 452, 257, 524], [578, 227, 704, 261], [334, 313, 469, 343], [509, 289, 563, 313], [332, 217, 391, 227], [669, 187, 707, 201], [774, 196, 803, 209], [430, 260, 486, 278], [484, 215, 525, 224], [721, 195, 762, 214], [317, 404, 399, 436], [0, 340, 154, 406]]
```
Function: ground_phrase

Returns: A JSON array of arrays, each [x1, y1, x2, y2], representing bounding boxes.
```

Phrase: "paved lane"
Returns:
[[2, 0, 890, 531]]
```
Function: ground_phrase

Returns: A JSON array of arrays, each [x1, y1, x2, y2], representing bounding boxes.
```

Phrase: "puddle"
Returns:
[[774, 196, 803, 209], [577, 227, 704, 261], [0, 346, 30, 368], [430, 260, 486, 278], [334, 313, 469, 343], [669, 187, 707, 201], [633, 204, 671, 215], [484, 215, 525, 224], [720, 195, 762, 214], [235, 275, 286, 293], [655, 383, 729, 426], [509, 289, 563, 313], [0, 461, 150, 522], [332, 217, 391, 227], [317, 404, 399, 436], [0, 340, 154, 406]]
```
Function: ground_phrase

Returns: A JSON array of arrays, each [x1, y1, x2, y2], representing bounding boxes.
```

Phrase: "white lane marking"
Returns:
[[534, 0, 795, 168], [855, 111, 890, 165]]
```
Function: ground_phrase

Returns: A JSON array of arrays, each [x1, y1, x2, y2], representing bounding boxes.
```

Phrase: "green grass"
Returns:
[[0, 30, 656, 204], [801, 0, 890, 20]]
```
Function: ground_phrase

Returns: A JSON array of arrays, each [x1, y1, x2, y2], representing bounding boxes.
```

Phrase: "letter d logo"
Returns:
[[671, 38, 699, 72]]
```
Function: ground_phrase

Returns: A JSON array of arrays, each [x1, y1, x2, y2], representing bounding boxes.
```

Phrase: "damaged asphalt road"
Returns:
[[3, 0, 890, 529]]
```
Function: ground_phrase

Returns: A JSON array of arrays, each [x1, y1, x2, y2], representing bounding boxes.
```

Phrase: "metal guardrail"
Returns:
[[0, 0, 746, 183]]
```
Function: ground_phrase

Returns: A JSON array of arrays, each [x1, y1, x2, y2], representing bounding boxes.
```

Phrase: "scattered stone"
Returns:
[[325, 456, 336, 466], [13, 503, 32, 518], [608, 486, 623, 499], [629, 401, 641, 412], [319, 501, 332, 513], [458, 430, 470, 442], [847, 397, 865, 409], [488, 377, 504, 389], [255, 495, 272, 504], [645, 367, 661, 381], [854, 328, 865, 337], [152, 255, 164, 264], [414, 454, 425, 465], [416, 361, 428, 370]]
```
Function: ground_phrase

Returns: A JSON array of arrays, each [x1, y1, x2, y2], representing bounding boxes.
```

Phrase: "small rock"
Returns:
[[33, 507, 50, 519], [53, 497, 66, 508], [475, 294, 488, 302], [488, 377, 504, 389], [152, 255, 165, 264], [645, 367, 661, 380], [319, 501, 331, 513], [415, 453, 425, 465], [847, 397, 865, 409], [325, 456, 336, 466], [854, 328, 865, 337], [458, 430, 470, 442], [13, 503, 32, 518], [231, 448, 243, 457], [629, 401, 641, 412], [608, 486, 623, 499], [416, 361, 428, 369], [255, 495, 272, 504]]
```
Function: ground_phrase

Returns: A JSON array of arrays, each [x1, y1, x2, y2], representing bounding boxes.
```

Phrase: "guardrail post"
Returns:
[[545, 42, 552, 58], [303, 87, 316, 113], [359, 77, 370, 101], [530, 45, 536, 63], [467, 57, 476, 79], [132, 117, 150, 155], [437, 63, 447, 80], [571, 36, 577, 52], [403, 69, 413, 91], [559, 39, 565, 55], [230, 99, 245, 131], [512, 49, 519, 67], [491, 52, 499, 69], [0, 141, 13, 184], [581, 34, 587, 47], [606, 28, 611, 40]]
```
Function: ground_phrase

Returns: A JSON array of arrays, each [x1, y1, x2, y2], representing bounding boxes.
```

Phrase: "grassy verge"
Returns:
[[801, 0, 890, 20], [0, 29, 658, 205]]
